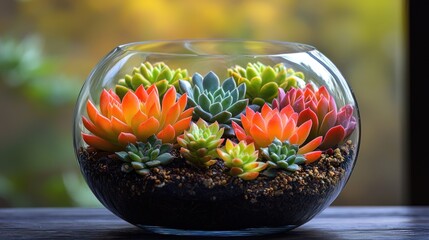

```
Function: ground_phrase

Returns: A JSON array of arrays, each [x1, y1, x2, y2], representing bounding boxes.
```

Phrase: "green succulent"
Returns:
[[179, 72, 248, 137], [115, 135, 174, 175], [216, 139, 267, 180], [260, 138, 306, 177], [115, 62, 189, 98], [177, 118, 224, 168], [228, 62, 305, 106]]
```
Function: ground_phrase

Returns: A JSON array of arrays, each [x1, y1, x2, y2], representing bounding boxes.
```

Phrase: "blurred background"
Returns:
[[0, 0, 406, 207]]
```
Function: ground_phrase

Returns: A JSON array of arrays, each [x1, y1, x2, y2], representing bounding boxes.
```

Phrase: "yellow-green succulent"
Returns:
[[177, 119, 224, 168], [115, 61, 189, 98], [228, 62, 305, 106], [216, 139, 267, 180]]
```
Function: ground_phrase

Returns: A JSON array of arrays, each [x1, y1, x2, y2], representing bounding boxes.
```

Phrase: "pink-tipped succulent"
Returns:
[[81, 85, 194, 151], [272, 84, 357, 149], [216, 139, 267, 180], [232, 104, 322, 162]]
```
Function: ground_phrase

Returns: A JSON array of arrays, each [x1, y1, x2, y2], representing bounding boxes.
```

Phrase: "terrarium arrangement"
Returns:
[[73, 40, 360, 236]]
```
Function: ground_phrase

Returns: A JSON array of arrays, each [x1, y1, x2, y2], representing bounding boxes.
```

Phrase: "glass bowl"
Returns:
[[73, 40, 360, 237]]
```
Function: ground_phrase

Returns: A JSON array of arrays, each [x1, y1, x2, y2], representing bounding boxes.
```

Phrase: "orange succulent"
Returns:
[[82, 85, 193, 151], [232, 104, 322, 162]]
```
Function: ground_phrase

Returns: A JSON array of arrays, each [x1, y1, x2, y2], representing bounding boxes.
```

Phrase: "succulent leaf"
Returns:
[[209, 102, 223, 115], [225, 99, 248, 117], [212, 111, 232, 123], [203, 71, 220, 92], [222, 77, 236, 91], [259, 82, 279, 100]]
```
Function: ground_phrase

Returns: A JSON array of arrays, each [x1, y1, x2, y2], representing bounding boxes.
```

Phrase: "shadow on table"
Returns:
[[103, 226, 341, 240]]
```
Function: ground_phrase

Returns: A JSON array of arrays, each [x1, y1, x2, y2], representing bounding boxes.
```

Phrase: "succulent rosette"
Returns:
[[272, 84, 357, 149], [116, 135, 174, 175], [228, 62, 305, 107], [179, 72, 248, 137], [177, 119, 224, 168], [261, 138, 312, 177], [232, 104, 322, 162], [115, 62, 189, 98], [81, 85, 193, 151], [216, 139, 267, 180]]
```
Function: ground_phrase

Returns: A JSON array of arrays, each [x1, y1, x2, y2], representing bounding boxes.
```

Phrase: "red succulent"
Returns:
[[272, 84, 356, 149]]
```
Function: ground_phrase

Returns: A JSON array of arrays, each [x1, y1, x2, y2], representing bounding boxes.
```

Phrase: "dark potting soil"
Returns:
[[77, 141, 355, 231]]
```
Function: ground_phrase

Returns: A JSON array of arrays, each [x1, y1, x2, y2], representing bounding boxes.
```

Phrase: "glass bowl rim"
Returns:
[[117, 39, 317, 57]]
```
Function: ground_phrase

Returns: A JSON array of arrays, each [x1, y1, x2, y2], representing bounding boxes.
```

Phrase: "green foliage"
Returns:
[[216, 139, 267, 180], [115, 62, 189, 98], [260, 138, 306, 177], [177, 119, 224, 168], [0, 35, 80, 106], [179, 72, 248, 137], [228, 62, 305, 106], [115, 135, 174, 175]]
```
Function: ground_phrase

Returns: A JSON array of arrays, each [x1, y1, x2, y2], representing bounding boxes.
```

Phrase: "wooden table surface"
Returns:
[[0, 206, 428, 239]]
